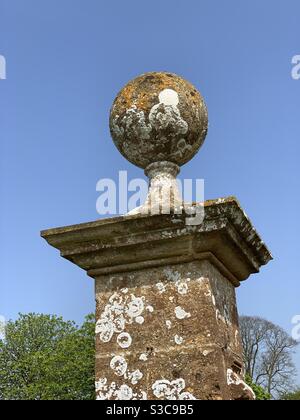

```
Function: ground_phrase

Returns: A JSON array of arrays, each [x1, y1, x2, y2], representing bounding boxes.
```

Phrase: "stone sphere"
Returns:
[[109, 72, 208, 169]]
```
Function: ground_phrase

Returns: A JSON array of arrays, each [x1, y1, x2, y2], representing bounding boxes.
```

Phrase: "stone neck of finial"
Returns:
[[144, 161, 182, 211], [126, 161, 182, 216], [144, 161, 180, 179]]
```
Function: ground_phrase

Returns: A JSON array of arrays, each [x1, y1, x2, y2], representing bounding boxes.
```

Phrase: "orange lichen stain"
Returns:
[[111, 72, 204, 116], [114, 83, 135, 111]]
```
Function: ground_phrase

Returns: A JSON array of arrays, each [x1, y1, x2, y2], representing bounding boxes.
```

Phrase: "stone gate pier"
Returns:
[[41, 72, 272, 400]]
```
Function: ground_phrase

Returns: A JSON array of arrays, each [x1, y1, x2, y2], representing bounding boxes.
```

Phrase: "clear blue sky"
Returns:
[[1, 0, 300, 383]]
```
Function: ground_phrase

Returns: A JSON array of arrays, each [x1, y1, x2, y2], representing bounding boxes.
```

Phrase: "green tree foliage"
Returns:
[[0, 313, 95, 400], [245, 374, 271, 400], [281, 389, 300, 400]]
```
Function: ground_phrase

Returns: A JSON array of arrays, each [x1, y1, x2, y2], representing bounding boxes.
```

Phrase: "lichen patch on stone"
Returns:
[[116, 332, 132, 349], [95, 291, 150, 349], [166, 320, 172, 330], [175, 306, 191, 320], [139, 353, 148, 362], [96, 378, 147, 400], [152, 378, 196, 400], [110, 356, 128, 377], [174, 335, 184, 345]]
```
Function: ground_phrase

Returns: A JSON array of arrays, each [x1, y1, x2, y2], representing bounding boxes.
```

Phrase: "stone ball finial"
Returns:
[[109, 72, 208, 169]]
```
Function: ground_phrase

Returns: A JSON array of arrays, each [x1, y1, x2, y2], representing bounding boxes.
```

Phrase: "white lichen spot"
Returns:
[[175, 306, 191, 320], [205, 287, 216, 306], [202, 350, 213, 357], [152, 378, 196, 400], [139, 353, 148, 362], [114, 314, 126, 333], [95, 378, 117, 400], [158, 89, 179, 106], [128, 369, 143, 385], [146, 305, 154, 313], [95, 318, 114, 343], [117, 332, 132, 349], [110, 356, 128, 377], [135, 316, 145, 325], [180, 392, 197, 400], [177, 282, 188, 295], [156, 282, 166, 294], [161, 231, 174, 239], [121, 288, 129, 294], [174, 335, 184, 345], [127, 297, 144, 318], [115, 384, 134, 400], [95, 377, 108, 393], [164, 269, 190, 295], [166, 320, 172, 330]]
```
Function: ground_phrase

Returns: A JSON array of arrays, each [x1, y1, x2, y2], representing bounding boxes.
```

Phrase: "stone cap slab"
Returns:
[[41, 197, 272, 287]]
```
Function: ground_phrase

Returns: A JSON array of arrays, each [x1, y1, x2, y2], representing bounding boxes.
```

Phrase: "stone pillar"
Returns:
[[41, 198, 271, 400], [41, 72, 272, 400]]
